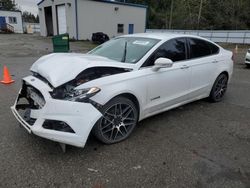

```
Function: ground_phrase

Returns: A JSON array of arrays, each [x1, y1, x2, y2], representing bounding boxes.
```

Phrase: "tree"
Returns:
[[168, 0, 174, 29], [121, 0, 250, 29], [0, 0, 17, 11], [22, 11, 39, 23]]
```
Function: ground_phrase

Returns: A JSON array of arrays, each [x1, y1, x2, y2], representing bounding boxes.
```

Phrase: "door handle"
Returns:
[[212, 60, 219, 63], [180, 65, 189, 69]]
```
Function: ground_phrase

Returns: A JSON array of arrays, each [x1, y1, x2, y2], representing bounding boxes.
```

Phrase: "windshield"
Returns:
[[88, 37, 160, 64]]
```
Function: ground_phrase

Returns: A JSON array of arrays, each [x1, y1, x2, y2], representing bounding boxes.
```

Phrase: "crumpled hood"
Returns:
[[30, 53, 134, 87]]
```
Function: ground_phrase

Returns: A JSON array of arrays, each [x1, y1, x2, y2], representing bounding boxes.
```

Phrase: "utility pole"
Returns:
[[169, 0, 174, 29], [185, 0, 192, 29], [197, 0, 203, 29], [236, 0, 240, 30]]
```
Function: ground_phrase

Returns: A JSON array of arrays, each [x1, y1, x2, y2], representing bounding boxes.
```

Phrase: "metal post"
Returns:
[[226, 31, 229, 43], [243, 31, 247, 44]]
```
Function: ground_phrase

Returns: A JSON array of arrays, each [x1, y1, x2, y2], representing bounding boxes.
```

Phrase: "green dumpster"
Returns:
[[52, 33, 70, 53]]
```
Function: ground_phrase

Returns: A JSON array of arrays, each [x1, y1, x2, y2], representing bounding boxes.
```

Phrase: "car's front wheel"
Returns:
[[209, 73, 228, 102], [93, 96, 138, 144]]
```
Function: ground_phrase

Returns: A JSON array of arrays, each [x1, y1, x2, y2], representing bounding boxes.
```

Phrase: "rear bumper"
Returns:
[[11, 76, 102, 148]]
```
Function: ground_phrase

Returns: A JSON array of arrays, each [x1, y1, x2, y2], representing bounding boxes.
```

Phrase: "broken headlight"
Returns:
[[65, 87, 101, 102]]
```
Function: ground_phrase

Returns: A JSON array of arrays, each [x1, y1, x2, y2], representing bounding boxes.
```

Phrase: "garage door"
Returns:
[[57, 5, 67, 34]]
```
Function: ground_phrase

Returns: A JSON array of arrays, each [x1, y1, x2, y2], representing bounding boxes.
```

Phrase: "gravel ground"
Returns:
[[0, 34, 250, 188]]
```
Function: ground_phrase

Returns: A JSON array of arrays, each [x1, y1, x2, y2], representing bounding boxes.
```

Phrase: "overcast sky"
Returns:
[[15, 0, 40, 15]]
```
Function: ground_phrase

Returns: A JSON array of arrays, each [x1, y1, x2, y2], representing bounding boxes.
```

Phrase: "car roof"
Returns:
[[123, 32, 207, 41], [122, 33, 222, 48]]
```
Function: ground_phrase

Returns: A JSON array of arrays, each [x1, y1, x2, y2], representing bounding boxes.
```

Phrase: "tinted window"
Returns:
[[210, 43, 220, 54], [143, 38, 186, 67], [189, 38, 219, 59]]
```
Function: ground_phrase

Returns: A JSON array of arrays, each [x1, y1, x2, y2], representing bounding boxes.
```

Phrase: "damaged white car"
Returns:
[[11, 33, 233, 149]]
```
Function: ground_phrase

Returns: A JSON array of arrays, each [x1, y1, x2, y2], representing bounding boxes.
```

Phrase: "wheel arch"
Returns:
[[209, 70, 229, 102], [105, 92, 141, 119], [92, 92, 140, 144], [219, 71, 229, 78], [211, 70, 229, 90]]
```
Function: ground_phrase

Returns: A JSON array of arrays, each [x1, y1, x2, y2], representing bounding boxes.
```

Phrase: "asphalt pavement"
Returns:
[[0, 34, 250, 188]]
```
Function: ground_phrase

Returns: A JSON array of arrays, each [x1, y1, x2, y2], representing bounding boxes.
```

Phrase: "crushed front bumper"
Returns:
[[11, 76, 102, 148]]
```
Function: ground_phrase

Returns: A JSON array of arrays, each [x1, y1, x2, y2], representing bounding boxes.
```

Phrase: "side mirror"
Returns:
[[152, 58, 173, 71]]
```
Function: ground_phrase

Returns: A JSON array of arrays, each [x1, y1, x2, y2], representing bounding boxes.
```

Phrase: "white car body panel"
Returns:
[[11, 33, 234, 148], [245, 49, 250, 65], [143, 62, 191, 115], [188, 54, 220, 97]]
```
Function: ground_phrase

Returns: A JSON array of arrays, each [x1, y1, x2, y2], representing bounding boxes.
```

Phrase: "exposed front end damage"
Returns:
[[11, 53, 133, 149], [30, 53, 134, 88], [48, 67, 131, 100], [11, 75, 103, 148]]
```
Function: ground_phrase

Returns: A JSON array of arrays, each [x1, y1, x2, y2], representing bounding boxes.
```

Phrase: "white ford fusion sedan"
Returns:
[[11, 33, 233, 148]]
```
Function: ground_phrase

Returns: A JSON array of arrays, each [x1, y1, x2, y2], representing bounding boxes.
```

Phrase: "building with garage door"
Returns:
[[37, 0, 147, 40], [0, 10, 23, 33]]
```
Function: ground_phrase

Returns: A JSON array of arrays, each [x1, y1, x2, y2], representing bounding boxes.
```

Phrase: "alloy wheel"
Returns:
[[214, 75, 228, 100], [100, 103, 137, 142]]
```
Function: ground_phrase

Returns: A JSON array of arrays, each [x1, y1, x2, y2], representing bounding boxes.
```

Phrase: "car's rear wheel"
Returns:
[[209, 73, 228, 102], [93, 97, 138, 144], [246, 64, 250, 68]]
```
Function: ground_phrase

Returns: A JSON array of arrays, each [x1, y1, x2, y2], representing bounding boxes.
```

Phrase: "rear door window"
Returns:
[[188, 38, 219, 59]]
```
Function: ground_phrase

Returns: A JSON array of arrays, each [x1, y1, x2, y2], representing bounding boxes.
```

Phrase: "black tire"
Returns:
[[93, 97, 139, 144], [246, 64, 250, 68], [209, 73, 228, 102]]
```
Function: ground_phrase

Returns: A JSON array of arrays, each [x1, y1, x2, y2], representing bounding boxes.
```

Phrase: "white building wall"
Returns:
[[38, 0, 147, 40], [38, 4, 46, 36], [0, 10, 23, 33], [38, 0, 77, 39], [77, 0, 147, 40]]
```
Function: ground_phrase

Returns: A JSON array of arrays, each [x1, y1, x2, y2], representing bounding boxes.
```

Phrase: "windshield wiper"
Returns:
[[121, 41, 127, 63]]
